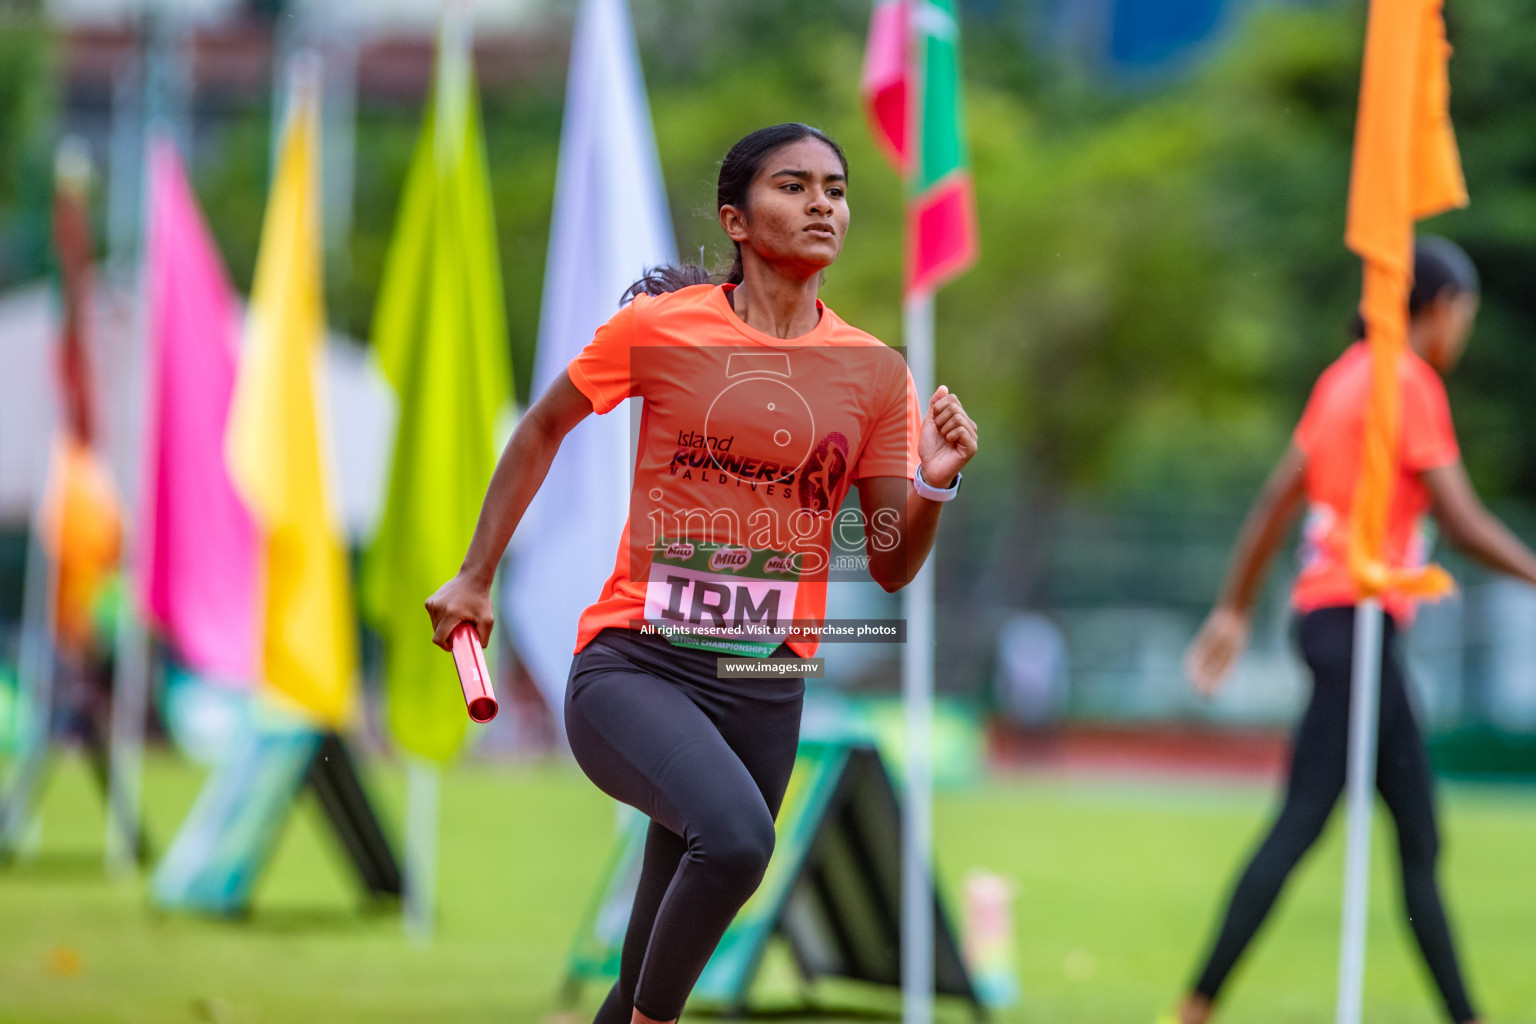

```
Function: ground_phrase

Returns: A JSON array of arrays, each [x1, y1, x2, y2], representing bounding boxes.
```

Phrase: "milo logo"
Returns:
[[663, 541, 696, 560], [709, 546, 752, 572], [763, 554, 798, 575]]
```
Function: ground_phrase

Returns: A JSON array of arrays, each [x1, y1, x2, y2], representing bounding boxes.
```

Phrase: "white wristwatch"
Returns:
[[914, 465, 962, 502]]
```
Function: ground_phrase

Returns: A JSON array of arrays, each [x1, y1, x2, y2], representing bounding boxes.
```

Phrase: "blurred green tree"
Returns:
[[0, 0, 56, 283]]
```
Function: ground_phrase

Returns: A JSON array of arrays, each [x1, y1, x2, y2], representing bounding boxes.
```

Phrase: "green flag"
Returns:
[[363, 37, 511, 762]]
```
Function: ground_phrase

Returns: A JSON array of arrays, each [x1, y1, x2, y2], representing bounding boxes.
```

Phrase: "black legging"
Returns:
[[565, 628, 805, 1022], [1191, 606, 1477, 1023]]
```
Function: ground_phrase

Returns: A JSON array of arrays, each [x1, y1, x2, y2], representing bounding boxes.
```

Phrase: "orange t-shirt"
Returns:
[[1291, 343, 1459, 622], [38, 437, 123, 653], [566, 283, 921, 658]]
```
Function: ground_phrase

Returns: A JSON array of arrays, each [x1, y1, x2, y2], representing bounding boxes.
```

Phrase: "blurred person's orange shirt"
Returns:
[[1292, 342, 1459, 622], [39, 437, 123, 653], [565, 283, 919, 659]]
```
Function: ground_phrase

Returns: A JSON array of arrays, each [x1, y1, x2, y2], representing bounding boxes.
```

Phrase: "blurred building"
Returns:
[[3, 0, 563, 532], [51, 0, 555, 109], [1022, 0, 1328, 79], [1036, 0, 1228, 72], [2, 0, 566, 290], [49, 0, 545, 33]]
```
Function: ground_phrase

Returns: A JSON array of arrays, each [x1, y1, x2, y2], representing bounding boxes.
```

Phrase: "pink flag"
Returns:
[[861, 0, 910, 172], [135, 138, 258, 683]]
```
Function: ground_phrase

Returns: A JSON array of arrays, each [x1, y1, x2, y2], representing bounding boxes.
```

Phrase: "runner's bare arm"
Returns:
[[857, 385, 978, 592], [1424, 461, 1536, 588], [857, 476, 935, 592], [1215, 444, 1309, 615], [1186, 444, 1308, 695], [426, 371, 594, 649]]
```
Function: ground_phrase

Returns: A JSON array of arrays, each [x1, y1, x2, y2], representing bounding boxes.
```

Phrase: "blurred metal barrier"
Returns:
[[945, 500, 1536, 748]]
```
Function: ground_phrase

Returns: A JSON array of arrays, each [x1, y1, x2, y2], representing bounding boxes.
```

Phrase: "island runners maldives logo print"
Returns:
[[798, 432, 850, 514], [641, 351, 859, 655]]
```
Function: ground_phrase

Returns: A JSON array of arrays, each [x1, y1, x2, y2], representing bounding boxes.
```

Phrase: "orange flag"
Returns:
[[1344, 0, 1467, 599]]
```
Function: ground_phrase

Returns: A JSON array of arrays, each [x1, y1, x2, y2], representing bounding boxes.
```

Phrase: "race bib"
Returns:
[[1298, 503, 1339, 574], [643, 537, 801, 657]]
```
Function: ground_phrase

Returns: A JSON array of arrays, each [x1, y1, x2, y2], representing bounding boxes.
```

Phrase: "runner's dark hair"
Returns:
[[1349, 235, 1480, 340], [622, 123, 849, 304]]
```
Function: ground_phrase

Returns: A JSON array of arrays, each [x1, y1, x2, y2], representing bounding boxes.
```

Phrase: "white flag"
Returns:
[[503, 0, 676, 734]]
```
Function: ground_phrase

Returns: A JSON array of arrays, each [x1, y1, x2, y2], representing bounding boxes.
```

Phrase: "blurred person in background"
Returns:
[[426, 122, 978, 1024], [43, 138, 125, 758], [1171, 237, 1536, 1024], [994, 610, 1068, 729]]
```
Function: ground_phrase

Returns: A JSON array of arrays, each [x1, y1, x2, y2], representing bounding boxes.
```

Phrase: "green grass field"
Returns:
[[2, 752, 1533, 1024]]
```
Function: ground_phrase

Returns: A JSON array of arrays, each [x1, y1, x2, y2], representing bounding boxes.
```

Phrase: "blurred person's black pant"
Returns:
[[564, 628, 805, 1023], [1190, 605, 1476, 1023]]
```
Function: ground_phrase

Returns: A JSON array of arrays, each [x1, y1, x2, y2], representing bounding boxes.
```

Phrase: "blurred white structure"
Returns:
[[0, 279, 394, 539], [1481, 580, 1536, 731], [993, 611, 1068, 727]]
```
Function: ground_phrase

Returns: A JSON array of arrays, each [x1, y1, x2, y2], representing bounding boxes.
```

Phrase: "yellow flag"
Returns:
[[226, 72, 358, 727], [1344, 0, 1467, 600]]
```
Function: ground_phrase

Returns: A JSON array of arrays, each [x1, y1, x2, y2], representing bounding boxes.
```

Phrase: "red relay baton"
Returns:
[[449, 622, 498, 723]]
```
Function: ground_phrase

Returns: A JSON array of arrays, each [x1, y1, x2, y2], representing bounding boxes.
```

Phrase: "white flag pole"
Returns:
[[901, 292, 936, 1024], [104, 609, 151, 876], [105, 65, 160, 876], [1335, 597, 1384, 1024], [105, 243, 151, 876], [104, 265, 150, 877], [1, 529, 59, 858], [403, 757, 441, 945], [399, 3, 471, 946]]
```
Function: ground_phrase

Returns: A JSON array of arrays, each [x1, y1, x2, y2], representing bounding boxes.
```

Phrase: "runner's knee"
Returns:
[[696, 810, 776, 893]]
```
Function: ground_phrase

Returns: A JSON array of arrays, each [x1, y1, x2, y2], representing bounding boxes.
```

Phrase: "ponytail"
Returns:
[[621, 263, 715, 305]]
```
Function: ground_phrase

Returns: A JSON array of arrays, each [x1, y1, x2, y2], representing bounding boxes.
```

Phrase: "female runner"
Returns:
[[1173, 237, 1536, 1024], [427, 122, 978, 1024]]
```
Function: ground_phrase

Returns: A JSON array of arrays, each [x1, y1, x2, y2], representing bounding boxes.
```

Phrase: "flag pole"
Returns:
[[1336, 597, 1384, 1024], [105, 19, 174, 878], [398, 3, 471, 946], [0, 528, 59, 859], [105, 255, 151, 877], [105, 241, 150, 875], [864, 4, 974, 1017], [901, 291, 936, 1024], [105, 605, 150, 876], [1333, 1, 1468, 1016], [108, 196, 154, 877], [403, 757, 440, 945]]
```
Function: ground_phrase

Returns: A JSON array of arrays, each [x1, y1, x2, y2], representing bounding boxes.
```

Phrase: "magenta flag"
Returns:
[[861, 0, 910, 172], [135, 138, 258, 683]]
